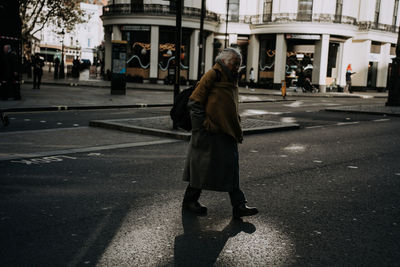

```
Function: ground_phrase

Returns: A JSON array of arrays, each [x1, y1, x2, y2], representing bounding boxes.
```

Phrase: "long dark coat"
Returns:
[[183, 62, 241, 192]]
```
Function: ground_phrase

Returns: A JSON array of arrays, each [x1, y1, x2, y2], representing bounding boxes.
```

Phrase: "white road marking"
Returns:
[[373, 119, 390, 122], [336, 122, 359, 126], [2, 139, 180, 162]]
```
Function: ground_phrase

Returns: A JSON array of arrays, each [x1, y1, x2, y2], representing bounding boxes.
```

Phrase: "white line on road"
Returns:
[[0, 126, 90, 135], [373, 119, 391, 122], [1, 139, 181, 162], [336, 121, 360, 126]]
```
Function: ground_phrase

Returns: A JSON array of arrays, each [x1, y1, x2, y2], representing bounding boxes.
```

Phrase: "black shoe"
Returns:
[[182, 201, 207, 215], [233, 204, 258, 218]]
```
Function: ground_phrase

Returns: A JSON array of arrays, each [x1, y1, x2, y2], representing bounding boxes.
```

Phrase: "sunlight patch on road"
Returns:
[[240, 109, 284, 116], [284, 144, 306, 153], [96, 195, 294, 266], [284, 101, 303, 108], [280, 117, 297, 123]]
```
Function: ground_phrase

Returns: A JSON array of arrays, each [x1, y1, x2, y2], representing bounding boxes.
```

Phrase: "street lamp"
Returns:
[[386, 25, 400, 106], [59, 29, 65, 79]]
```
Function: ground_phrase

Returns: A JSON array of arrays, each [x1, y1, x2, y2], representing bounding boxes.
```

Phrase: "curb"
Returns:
[[89, 117, 300, 141]]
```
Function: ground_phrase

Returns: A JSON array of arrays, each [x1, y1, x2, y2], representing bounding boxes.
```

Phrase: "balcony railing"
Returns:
[[102, 6, 398, 34], [103, 4, 219, 22]]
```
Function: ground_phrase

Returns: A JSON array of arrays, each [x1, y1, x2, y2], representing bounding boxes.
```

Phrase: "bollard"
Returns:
[[281, 80, 286, 99]]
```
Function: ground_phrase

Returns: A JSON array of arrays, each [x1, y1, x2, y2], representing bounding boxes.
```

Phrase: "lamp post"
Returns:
[[59, 29, 65, 79], [386, 25, 400, 106]]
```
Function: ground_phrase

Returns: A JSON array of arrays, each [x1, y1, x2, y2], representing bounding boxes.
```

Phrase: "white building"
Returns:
[[102, 0, 399, 91], [36, 1, 105, 65]]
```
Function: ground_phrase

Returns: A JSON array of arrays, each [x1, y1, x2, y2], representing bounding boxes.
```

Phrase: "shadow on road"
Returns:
[[173, 210, 256, 266]]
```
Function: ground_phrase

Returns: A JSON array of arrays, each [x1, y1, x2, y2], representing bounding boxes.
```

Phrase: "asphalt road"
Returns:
[[0, 99, 399, 266]]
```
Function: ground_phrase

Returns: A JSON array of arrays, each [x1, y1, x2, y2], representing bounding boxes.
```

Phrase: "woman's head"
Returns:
[[216, 47, 242, 72]]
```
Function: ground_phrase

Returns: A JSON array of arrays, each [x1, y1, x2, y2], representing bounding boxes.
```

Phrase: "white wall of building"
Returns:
[[358, 0, 375, 21], [380, 0, 395, 25], [350, 40, 371, 86]]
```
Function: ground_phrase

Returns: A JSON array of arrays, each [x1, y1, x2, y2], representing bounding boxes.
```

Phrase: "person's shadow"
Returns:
[[173, 210, 256, 266]]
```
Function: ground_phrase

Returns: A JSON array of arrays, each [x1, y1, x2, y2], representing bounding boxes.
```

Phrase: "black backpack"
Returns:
[[170, 69, 221, 131]]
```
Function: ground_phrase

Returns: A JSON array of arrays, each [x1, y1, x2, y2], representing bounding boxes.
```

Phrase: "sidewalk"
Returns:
[[2, 70, 398, 140]]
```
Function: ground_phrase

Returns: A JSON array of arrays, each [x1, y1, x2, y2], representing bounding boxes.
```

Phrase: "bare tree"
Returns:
[[20, 0, 86, 45]]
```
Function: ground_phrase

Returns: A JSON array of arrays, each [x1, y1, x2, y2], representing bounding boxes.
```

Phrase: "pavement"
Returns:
[[1, 69, 399, 140]]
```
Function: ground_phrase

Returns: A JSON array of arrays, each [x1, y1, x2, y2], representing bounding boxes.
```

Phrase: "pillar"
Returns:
[[338, 38, 352, 88], [312, 34, 329, 92], [376, 43, 391, 90], [189, 30, 200, 81], [204, 33, 214, 72], [247, 34, 260, 82], [104, 27, 112, 74], [112, 25, 122, 41], [274, 33, 287, 89], [150, 26, 159, 82]]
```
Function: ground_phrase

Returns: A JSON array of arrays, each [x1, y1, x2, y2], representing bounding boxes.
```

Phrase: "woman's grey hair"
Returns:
[[215, 47, 242, 66]]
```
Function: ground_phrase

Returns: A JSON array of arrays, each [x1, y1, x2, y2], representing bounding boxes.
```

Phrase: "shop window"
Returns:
[[158, 27, 191, 84], [122, 28, 151, 82], [334, 0, 343, 23], [263, 0, 273, 22], [228, 0, 239, 22], [259, 35, 276, 86], [327, 43, 338, 77], [297, 0, 313, 21], [370, 42, 381, 54]]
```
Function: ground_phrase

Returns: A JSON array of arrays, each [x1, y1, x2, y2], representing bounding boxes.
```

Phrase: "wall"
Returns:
[[379, 0, 395, 25], [350, 40, 371, 86], [358, 0, 375, 21]]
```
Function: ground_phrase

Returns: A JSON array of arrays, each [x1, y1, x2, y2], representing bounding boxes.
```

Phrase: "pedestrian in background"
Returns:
[[249, 67, 255, 89], [345, 64, 356, 94], [182, 47, 259, 218], [1, 44, 20, 100], [32, 54, 44, 89], [54, 57, 60, 79]]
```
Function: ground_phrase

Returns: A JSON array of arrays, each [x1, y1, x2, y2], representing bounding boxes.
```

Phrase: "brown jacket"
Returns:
[[190, 63, 242, 142]]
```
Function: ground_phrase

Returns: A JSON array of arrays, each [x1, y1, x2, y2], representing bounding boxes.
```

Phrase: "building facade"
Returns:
[[102, 0, 400, 91], [35, 1, 105, 66]]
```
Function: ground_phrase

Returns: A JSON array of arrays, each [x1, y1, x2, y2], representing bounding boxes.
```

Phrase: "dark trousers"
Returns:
[[183, 185, 246, 207], [33, 71, 42, 89]]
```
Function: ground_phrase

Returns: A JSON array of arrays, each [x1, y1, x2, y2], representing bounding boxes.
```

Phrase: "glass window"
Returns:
[[374, 0, 381, 25], [393, 0, 399, 26], [297, 0, 313, 21], [334, 0, 343, 23], [263, 0, 273, 22], [228, 0, 239, 22]]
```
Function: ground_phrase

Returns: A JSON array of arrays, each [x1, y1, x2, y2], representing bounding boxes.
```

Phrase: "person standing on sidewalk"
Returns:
[[1, 44, 20, 100], [32, 54, 44, 89], [54, 57, 60, 79], [249, 67, 255, 89], [182, 47, 259, 218], [345, 64, 356, 93]]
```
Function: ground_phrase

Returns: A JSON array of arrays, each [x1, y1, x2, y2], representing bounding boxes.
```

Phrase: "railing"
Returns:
[[103, 4, 219, 22], [358, 21, 399, 33], [103, 6, 398, 34]]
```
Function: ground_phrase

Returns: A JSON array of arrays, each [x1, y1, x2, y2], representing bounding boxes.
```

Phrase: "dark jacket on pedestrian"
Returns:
[[183, 61, 242, 192]]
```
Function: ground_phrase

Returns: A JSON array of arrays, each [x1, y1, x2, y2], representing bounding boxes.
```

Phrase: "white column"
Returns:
[[247, 34, 260, 82], [150, 26, 159, 80], [376, 43, 391, 89], [338, 38, 352, 88], [229, 34, 238, 46], [312, 34, 329, 92], [112, 25, 122, 41], [189, 30, 200, 81], [204, 33, 214, 72], [274, 33, 287, 89], [104, 28, 112, 73]]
